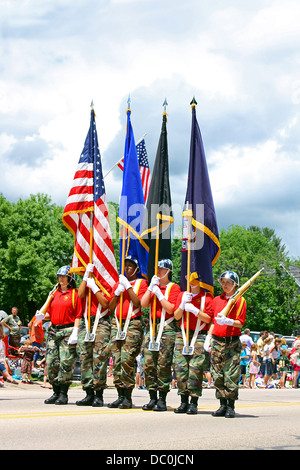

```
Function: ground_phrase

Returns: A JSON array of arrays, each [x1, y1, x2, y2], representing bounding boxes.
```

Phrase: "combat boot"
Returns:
[[142, 390, 157, 410], [187, 396, 198, 415], [225, 399, 235, 418], [55, 384, 70, 405], [92, 389, 104, 407], [119, 388, 132, 409], [174, 394, 189, 414], [44, 383, 60, 404], [76, 388, 94, 406], [108, 387, 124, 408], [212, 398, 227, 417], [153, 391, 167, 411]]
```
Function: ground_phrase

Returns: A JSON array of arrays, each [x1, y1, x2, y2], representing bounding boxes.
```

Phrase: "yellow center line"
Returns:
[[1, 402, 300, 420]]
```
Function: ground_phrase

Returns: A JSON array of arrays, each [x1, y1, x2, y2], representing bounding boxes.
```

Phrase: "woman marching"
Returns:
[[108, 256, 148, 409], [36, 266, 84, 405], [206, 270, 247, 418], [75, 263, 112, 407], [173, 274, 214, 414], [140, 259, 181, 412]]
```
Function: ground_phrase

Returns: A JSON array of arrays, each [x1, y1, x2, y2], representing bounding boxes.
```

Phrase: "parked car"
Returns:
[[249, 331, 260, 343], [282, 335, 297, 351]]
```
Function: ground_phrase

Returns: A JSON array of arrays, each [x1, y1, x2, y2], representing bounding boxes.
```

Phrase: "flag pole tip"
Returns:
[[162, 97, 168, 116], [190, 96, 197, 107], [127, 94, 131, 113], [90, 100, 94, 109]]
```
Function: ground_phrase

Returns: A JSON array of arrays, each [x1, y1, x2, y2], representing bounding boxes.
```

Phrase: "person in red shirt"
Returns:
[[28, 313, 44, 368], [173, 274, 214, 414], [108, 256, 148, 409], [36, 265, 84, 405], [206, 270, 246, 418], [74, 263, 112, 407], [141, 259, 181, 412]]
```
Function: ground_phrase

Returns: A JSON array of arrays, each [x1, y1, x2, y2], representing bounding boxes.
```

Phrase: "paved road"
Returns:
[[1, 381, 300, 452]]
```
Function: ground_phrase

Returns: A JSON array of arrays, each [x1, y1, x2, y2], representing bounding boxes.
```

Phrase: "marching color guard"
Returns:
[[173, 274, 214, 414], [140, 259, 181, 412], [205, 271, 247, 418], [108, 256, 148, 409]]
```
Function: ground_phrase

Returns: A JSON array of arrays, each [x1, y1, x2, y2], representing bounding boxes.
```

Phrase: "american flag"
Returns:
[[118, 138, 151, 203], [62, 108, 118, 296]]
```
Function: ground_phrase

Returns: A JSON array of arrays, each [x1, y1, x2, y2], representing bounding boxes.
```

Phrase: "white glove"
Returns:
[[35, 310, 45, 322], [148, 275, 160, 292], [86, 277, 100, 295], [215, 314, 234, 326], [68, 326, 79, 345], [152, 285, 165, 302], [119, 274, 132, 290], [179, 292, 193, 310], [204, 334, 212, 352], [185, 303, 199, 317], [83, 263, 94, 281], [115, 283, 125, 297]]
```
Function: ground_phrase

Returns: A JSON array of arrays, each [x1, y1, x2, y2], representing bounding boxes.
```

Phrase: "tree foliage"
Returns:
[[0, 193, 74, 322]]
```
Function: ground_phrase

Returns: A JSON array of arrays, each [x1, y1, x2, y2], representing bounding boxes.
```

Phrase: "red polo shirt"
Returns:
[[212, 293, 247, 337], [110, 279, 148, 320], [175, 290, 214, 331], [150, 282, 181, 320], [47, 288, 84, 326]]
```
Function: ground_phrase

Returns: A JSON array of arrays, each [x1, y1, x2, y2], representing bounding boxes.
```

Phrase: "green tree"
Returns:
[[212, 225, 299, 334], [0, 193, 74, 323]]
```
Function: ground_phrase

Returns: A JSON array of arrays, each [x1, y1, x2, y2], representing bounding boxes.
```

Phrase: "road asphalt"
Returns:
[[1, 379, 300, 453]]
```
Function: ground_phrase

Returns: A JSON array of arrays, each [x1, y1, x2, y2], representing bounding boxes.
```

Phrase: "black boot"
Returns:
[[55, 384, 69, 405], [212, 398, 227, 417], [153, 391, 167, 411], [142, 390, 157, 410], [225, 399, 235, 418], [92, 389, 104, 407], [76, 388, 94, 406], [108, 387, 124, 408], [44, 383, 60, 404], [187, 396, 198, 415], [119, 388, 132, 409], [174, 394, 189, 414]]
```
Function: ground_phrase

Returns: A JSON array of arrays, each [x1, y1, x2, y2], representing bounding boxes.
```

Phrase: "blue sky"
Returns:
[[0, 0, 300, 259]]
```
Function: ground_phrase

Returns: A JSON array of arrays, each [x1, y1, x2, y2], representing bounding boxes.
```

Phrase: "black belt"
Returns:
[[212, 334, 240, 344], [51, 323, 74, 330]]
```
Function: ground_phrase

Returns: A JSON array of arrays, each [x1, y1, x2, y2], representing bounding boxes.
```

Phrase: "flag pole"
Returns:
[[119, 225, 126, 331], [186, 202, 192, 346], [152, 215, 160, 340]]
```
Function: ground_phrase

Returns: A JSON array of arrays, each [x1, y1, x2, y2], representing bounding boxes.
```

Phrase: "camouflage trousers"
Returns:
[[77, 316, 111, 391], [143, 321, 178, 393], [173, 330, 209, 397], [210, 335, 242, 400], [46, 325, 77, 386], [110, 317, 143, 390]]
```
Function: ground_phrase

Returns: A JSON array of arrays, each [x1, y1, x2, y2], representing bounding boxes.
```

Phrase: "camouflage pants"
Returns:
[[210, 335, 242, 400], [77, 316, 111, 391], [46, 325, 77, 386], [110, 317, 143, 390], [143, 321, 177, 393], [174, 330, 209, 397]]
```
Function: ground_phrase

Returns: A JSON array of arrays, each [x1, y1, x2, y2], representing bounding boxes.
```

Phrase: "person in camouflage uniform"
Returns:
[[205, 271, 247, 418], [108, 256, 148, 409], [173, 275, 214, 414], [75, 263, 112, 407], [141, 259, 181, 412], [36, 266, 84, 405]]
